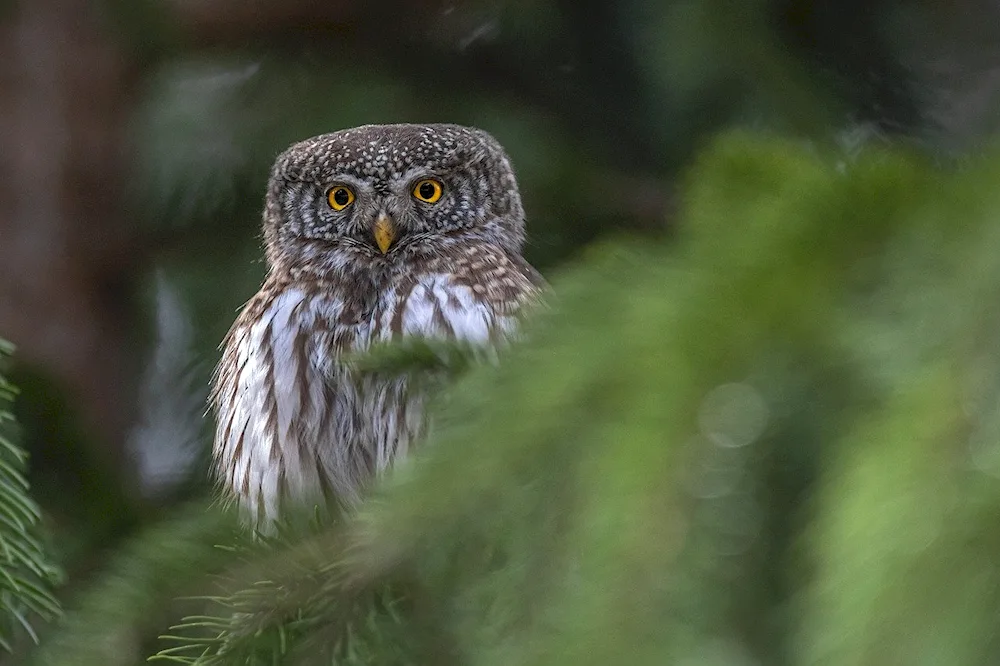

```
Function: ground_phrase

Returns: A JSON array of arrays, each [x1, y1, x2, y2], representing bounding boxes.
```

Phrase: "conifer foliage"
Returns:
[[0, 341, 61, 651]]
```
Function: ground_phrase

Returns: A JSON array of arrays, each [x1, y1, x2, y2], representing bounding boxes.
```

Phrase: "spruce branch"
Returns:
[[0, 340, 62, 652], [152, 514, 419, 666], [347, 337, 492, 382], [30, 503, 239, 666]]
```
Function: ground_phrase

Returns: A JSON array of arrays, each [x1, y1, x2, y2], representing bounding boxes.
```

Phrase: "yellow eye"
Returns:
[[412, 179, 443, 203], [327, 186, 355, 211]]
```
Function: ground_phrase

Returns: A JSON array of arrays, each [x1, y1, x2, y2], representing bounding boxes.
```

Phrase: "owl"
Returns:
[[211, 124, 543, 524]]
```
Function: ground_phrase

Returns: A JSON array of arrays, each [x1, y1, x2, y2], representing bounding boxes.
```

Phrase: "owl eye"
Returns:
[[327, 186, 355, 211], [412, 179, 443, 203]]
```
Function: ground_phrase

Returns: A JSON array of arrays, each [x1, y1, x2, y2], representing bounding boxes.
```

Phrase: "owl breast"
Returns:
[[375, 272, 518, 344], [213, 269, 518, 524]]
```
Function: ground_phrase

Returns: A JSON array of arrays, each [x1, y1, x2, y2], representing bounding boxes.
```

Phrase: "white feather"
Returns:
[[392, 274, 494, 343]]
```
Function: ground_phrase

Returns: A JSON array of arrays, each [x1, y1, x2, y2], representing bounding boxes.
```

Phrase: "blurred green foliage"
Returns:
[[27, 505, 237, 666]]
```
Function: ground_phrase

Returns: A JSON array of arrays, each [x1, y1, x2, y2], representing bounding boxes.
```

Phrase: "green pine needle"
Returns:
[[0, 342, 61, 652]]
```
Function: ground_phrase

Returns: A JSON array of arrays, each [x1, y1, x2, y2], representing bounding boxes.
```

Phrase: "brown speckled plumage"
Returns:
[[211, 124, 543, 524]]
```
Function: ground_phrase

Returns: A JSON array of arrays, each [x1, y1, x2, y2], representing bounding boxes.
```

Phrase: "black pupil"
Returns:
[[333, 188, 350, 206], [419, 182, 437, 200]]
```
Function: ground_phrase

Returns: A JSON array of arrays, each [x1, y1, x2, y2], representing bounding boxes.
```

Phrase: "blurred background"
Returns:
[[6, 0, 1000, 664]]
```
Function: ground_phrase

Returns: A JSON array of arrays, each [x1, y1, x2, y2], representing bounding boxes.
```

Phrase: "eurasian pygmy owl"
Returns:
[[211, 124, 543, 524]]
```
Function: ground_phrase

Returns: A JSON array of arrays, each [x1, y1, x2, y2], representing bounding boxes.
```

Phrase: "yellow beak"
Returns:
[[374, 214, 395, 254]]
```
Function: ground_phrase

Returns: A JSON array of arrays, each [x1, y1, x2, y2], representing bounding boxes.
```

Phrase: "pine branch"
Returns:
[[348, 337, 492, 381], [152, 515, 420, 666], [0, 340, 62, 652], [30, 503, 239, 666]]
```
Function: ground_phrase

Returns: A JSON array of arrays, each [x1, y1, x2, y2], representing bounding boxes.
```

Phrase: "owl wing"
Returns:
[[211, 284, 367, 523], [381, 244, 544, 345]]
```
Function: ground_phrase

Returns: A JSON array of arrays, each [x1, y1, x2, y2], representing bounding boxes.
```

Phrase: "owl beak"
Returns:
[[373, 213, 396, 254]]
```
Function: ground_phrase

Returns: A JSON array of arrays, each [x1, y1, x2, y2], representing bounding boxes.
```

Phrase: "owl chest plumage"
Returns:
[[212, 265, 523, 523]]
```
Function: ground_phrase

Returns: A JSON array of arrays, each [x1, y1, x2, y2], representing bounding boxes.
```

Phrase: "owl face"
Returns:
[[262, 124, 525, 280]]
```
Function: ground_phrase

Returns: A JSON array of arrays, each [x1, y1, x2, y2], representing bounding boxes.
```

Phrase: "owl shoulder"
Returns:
[[438, 243, 544, 308], [218, 278, 364, 367]]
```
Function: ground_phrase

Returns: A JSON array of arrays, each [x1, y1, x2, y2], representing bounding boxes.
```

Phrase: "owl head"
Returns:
[[261, 123, 526, 280]]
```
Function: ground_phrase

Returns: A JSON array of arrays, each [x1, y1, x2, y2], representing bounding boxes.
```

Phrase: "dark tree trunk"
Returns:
[[0, 0, 139, 495]]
